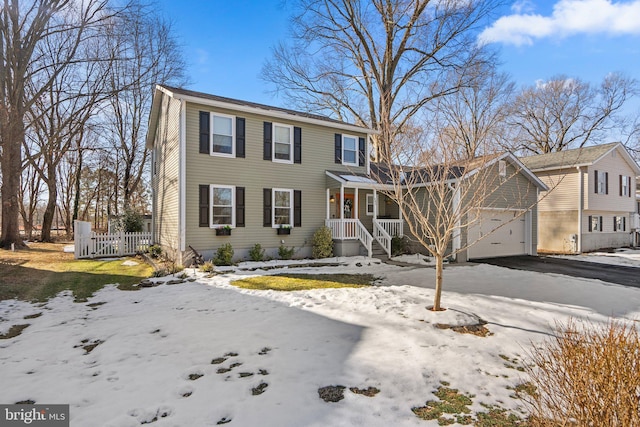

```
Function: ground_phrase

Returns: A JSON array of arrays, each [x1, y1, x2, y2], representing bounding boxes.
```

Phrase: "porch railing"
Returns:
[[325, 219, 372, 257], [374, 219, 403, 239], [373, 221, 392, 257]]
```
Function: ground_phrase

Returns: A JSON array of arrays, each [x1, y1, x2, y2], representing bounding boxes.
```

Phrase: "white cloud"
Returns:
[[479, 0, 640, 46]]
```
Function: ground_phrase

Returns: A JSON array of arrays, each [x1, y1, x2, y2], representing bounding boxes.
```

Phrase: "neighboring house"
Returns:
[[146, 85, 545, 264], [521, 142, 640, 253], [370, 153, 547, 262]]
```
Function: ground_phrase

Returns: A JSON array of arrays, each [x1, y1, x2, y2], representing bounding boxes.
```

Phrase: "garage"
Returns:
[[467, 209, 527, 259]]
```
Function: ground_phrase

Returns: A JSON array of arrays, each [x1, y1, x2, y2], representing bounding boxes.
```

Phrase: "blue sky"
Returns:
[[157, 0, 640, 107]]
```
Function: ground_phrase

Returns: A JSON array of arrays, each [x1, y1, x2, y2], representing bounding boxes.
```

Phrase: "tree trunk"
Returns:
[[40, 179, 58, 242], [433, 253, 444, 311], [0, 115, 27, 249]]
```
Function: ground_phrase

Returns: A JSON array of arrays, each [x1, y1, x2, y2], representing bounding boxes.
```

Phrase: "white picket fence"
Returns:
[[74, 221, 152, 259]]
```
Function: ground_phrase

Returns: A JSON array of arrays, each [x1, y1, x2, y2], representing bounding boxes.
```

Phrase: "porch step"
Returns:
[[371, 240, 389, 260]]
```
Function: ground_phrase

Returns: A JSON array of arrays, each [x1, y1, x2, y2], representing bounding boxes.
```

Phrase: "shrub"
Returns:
[[391, 236, 407, 256], [249, 243, 265, 262], [524, 318, 640, 427], [148, 245, 162, 258], [116, 208, 144, 233], [213, 243, 234, 266], [200, 261, 214, 273], [311, 226, 333, 259], [278, 245, 295, 260]]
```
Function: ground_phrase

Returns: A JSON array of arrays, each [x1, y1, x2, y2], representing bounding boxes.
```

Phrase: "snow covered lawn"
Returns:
[[1, 254, 639, 426]]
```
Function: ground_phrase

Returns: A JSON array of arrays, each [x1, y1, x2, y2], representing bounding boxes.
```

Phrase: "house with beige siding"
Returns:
[[146, 85, 545, 264], [521, 142, 640, 253]]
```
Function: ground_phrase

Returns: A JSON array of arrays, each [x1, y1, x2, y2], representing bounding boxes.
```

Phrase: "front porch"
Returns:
[[325, 171, 403, 257]]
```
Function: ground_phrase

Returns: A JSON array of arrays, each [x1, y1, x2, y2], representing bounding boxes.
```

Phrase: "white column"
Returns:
[[340, 185, 344, 220], [373, 189, 378, 219], [326, 188, 330, 220], [354, 187, 359, 220]]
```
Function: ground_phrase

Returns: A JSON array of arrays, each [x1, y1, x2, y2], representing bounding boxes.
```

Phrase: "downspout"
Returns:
[[577, 166, 583, 253], [179, 99, 187, 255]]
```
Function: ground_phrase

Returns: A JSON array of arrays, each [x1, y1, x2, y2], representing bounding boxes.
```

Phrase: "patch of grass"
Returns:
[[232, 273, 374, 291], [0, 242, 153, 302], [412, 386, 473, 423], [0, 324, 30, 339], [476, 404, 528, 427]]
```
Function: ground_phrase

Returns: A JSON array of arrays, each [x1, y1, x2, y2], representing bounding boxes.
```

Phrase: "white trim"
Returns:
[[210, 112, 236, 158], [272, 188, 294, 228], [325, 171, 395, 190], [179, 99, 187, 252], [156, 85, 378, 136], [342, 134, 359, 167], [577, 166, 583, 253], [272, 123, 294, 164], [209, 184, 236, 228], [326, 188, 330, 220]]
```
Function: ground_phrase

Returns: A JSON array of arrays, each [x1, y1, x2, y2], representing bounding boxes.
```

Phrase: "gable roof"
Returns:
[[520, 142, 640, 175], [145, 85, 376, 149], [366, 152, 547, 190]]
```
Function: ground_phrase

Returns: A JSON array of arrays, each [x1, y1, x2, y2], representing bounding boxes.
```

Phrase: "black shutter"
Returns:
[[605, 172, 609, 194], [263, 122, 272, 160], [294, 127, 302, 164], [335, 134, 342, 164], [236, 118, 245, 158], [620, 175, 623, 196], [236, 187, 245, 227], [263, 188, 272, 227], [614, 216, 617, 232], [199, 185, 209, 227], [588, 215, 592, 232], [624, 216, 626, 231], [594, 170, 598, 194], [599, 216, 603, 231], [629, 177, 632, 198], [294, 190, 302, 227], [199, 112, 210, 154], [358, 137, 366, 167]]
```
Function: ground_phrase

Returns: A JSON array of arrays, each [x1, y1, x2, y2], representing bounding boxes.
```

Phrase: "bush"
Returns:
[[213, 243, 234, 266], [311, 226, 333, 259], [200, 261, 214, 273], [278, 245, 295, 260], [391, 236, 407, 256], [249, 243, 265, 262], [116, 208, 144, 233], [148, 245, 162, 258], [524, 318, 640, 427]]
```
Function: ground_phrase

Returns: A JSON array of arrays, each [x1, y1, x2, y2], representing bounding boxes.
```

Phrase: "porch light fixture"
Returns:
[[329, 195, 335, 203]]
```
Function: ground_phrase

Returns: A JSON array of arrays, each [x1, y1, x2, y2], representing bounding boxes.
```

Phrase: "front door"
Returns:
[[335, 194, 355, 218]]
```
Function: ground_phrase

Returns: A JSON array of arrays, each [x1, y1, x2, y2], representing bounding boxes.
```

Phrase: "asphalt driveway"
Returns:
[[471, 255, 640, 289]]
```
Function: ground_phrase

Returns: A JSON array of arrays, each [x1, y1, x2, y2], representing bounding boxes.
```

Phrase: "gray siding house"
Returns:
[[146, 85, 381, 264], [521, 142, 640, 253]]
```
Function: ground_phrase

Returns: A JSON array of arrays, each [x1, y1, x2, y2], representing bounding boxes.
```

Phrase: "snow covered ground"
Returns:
[[1, 253, 640, 426]]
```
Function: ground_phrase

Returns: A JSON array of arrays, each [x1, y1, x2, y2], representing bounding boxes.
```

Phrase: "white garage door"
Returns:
[[467, 210, 527, 259]]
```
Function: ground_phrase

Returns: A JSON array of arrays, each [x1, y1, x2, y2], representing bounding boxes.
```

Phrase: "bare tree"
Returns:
[[262, 0, 500, 161], [428, 64, 515, 158], [0, 0, 113, 248], [18, 155, 43, 240], [103, 1, 186, 212], [377, 135, 541, 311], [506, 73, 638, 154]]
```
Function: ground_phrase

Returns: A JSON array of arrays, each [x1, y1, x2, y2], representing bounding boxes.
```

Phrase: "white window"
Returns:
[[210, 185, 235, 227], [211, 113, 235, 156], [366, 194, 374, 216], [615, 216, 626, 232], [273, 123, 293, 163], [621, 175, 630, 197], [273, 189, 293, 227], [342, 135, 358, 166], [597, 170, 607, 194], [590, 215, 602, 232]]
